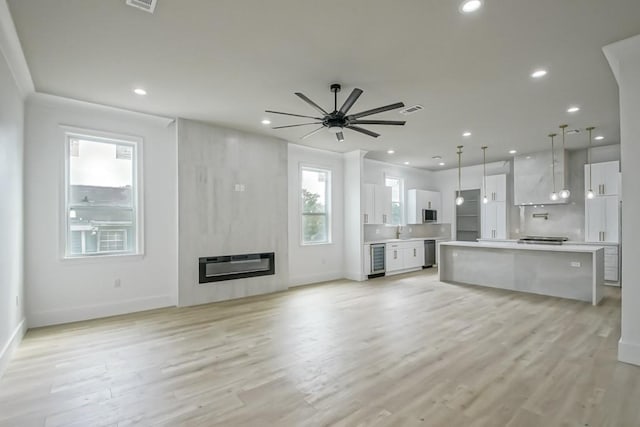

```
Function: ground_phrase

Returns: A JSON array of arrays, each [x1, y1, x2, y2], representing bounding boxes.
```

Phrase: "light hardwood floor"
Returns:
[[1, 269, 638, 426]]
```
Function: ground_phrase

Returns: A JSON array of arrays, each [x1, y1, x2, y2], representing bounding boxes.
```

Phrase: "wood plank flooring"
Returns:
[[1, 269, 638, 426]]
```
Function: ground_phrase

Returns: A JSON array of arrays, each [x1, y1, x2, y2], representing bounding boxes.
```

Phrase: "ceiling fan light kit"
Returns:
[[266, 84, 406, 142]]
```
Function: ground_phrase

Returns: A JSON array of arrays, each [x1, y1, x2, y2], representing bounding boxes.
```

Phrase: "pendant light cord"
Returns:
[[549, 133, 557, 193], [482, 146, 487, 198], [587, 126, 594, 189], [457, 145, 463, 196]]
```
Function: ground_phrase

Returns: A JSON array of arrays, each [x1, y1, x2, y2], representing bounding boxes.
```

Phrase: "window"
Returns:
[[301, 166, 331, 244], [64, 130, 142, 258], [385, 176, 404, 225]]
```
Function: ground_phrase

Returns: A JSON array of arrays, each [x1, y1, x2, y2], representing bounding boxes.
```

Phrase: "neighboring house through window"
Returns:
[[301, 166, 331, 244], [64, 129, 142, 257], [385, 175, 404, 225]]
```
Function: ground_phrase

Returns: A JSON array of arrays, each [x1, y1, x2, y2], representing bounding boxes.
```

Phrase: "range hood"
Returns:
[[513, 149, 568, 206]]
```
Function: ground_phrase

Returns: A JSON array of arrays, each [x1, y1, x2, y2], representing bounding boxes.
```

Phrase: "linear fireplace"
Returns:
[[199, 252, 275, 283]]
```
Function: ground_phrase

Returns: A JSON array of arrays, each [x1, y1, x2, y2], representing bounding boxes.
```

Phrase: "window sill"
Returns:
[[300, 242, 333, 247], [61, 253, 145, 264]]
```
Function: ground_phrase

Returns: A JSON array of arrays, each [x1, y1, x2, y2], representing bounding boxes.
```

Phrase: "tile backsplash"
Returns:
[[364, 223, 451, 242]]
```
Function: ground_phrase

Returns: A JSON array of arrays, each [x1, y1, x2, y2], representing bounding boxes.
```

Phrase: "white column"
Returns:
[[604, 34, 640, 366]]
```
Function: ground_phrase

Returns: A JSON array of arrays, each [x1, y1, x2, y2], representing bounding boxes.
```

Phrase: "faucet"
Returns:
[[396, 225, 404, 239]]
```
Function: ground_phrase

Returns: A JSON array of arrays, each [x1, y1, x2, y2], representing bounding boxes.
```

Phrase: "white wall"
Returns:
[[604, 34, 640, 366], [288, 144, 344, 286], [0, 35, 25, 376], [24, 94, 177, 327], [176, 119, 288, 306], [344, 151, 365, 281], [433, 160, 512, 239]]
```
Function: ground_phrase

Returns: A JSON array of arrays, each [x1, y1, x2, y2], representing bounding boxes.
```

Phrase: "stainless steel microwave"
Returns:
[[422, 209, 437, 223]]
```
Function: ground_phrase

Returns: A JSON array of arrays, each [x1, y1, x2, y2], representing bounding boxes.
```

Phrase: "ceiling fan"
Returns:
[[266, 84, 406, 142]]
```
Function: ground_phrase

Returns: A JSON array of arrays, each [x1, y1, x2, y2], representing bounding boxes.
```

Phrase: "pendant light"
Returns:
[[586, 126, 595, 199], [455, 145, 465, 206], [549, 133, 559, 201], [559, 124, 571, 199], [481, 146, 489, 204]]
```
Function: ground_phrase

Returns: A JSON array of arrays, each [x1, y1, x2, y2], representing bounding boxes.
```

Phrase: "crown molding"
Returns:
[[0, 0, 34, 97]]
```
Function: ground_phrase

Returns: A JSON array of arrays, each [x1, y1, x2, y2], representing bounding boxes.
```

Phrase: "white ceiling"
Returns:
[[7, 0, 640, 169]]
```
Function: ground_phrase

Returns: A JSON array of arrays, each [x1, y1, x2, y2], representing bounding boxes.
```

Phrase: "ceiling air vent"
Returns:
[[399, 105, 424, 115], [126, 0, 157, 13]]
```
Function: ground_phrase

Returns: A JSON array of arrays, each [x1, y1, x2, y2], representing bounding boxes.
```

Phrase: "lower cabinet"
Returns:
[[386, 241, 424, 274]]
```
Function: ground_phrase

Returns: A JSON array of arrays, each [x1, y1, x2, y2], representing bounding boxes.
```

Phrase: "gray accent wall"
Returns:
[[177, 119, 289, 306]]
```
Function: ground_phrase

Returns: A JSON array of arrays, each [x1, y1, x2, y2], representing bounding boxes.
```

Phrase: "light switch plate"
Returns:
[[571, 261, 581, 267]]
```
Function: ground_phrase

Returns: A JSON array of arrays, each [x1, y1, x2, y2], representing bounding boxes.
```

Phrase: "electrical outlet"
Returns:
[[453, 252, 458, 257], [114, 278, 122, 288], [375, 228, 380, 234], [570, 261, 581, 268]]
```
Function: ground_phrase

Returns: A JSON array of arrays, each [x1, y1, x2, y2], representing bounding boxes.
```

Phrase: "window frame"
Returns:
[[384, 174, 405, 226], [62, 126, 144, 260], [299, 164, 332, 246]]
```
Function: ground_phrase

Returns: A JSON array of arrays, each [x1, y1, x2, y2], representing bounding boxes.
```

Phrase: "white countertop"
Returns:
[[440, 241, 603, 253], [477, 238, 619, 247], [365, 236, 450, 245]]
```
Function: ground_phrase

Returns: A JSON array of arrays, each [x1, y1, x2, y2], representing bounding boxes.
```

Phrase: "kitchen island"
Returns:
[[438, 241, 604, 305]]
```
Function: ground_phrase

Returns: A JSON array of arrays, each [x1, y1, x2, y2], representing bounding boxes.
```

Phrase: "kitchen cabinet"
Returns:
[[363, 184, 392, 224], [585, 196, 619, 243], [481, 201, 507, 239], [407, 189, 441, 224], [385, 240, 424, 274], [585, 161, 619, 196], [484, 174, 506, 202], [481, 174, 507, 240]]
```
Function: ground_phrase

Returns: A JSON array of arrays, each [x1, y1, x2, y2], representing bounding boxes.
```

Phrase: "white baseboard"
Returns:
[[619, 339, 640, 366], [289, 271, 343, 288], [0, 318, 26, 379], [344, 271, 366, 282], [29, 295, 175, 328]]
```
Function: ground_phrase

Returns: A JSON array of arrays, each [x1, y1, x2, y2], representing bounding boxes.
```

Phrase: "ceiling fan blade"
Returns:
[[265, 110, 323, 120], [295, 92, 329, 116], [272, 122, 323, 129], [338, 88, 363, 115], [347, 125, 380, 138], [336, 131, 345, 142], [350, 120, 406, 126], [348, 102, 405, 119], [301, 126, 325, 140]]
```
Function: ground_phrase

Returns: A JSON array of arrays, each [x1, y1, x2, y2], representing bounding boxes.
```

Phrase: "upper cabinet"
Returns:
[[584, 161, 620, 197], [363, 183, 392, 225], [485, 174, 507, 202], [407, 189, 441, 224], [513, 149, 567, 205]]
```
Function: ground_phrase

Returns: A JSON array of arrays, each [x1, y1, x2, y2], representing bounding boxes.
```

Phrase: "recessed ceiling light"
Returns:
[[432, 155, 442, 160], [531, 69, 547, 78], [567, 106, 580, 113], [404, 161, 410, 165], [509, 150, 517, 154], [133, 88, 147, 96], [595, 136, 604, 141], [387, 150, 395, 154], [261, 119, 271, 125], [439, 162, 446, 166], [463, 132, 472, 137], [459, 0, 482, 13]]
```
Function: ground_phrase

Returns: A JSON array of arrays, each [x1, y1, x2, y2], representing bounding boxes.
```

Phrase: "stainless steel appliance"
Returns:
[[424, 240, 436, 268], [422, 209, 437, 223], [517, 236, 568, 245], [369, 244, 386, 277]]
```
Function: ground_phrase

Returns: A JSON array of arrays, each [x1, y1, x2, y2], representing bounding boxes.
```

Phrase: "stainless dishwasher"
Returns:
[[369, 244, 386, 278], [424, 240, 436, 268]]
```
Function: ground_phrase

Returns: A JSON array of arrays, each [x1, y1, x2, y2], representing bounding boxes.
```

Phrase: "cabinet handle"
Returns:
[[364, 214, 368, 224], [602, 184, 605, 194], [413, 248, 417, 257], [394, 250, 397, 259]]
